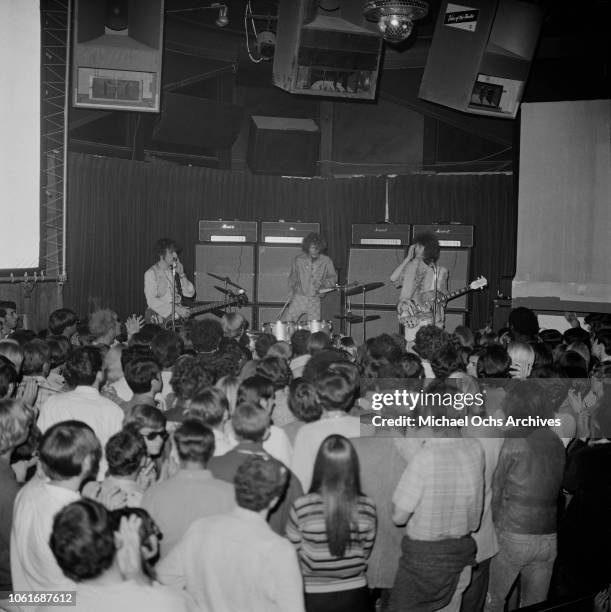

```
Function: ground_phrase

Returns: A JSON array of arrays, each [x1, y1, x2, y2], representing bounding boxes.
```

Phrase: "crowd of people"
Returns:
[[0, 298, 610, 612]]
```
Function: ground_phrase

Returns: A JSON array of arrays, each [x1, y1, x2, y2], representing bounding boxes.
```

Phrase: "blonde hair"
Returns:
[[0, 399, 34, 455], [216, 375, 239, 415], [507, 342, 535, 378]]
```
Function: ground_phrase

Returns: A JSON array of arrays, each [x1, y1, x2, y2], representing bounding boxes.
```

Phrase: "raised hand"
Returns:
[[125, 314, 144, 339]]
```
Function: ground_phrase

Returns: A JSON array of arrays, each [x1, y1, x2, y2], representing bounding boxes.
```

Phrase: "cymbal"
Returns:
[[207, 272, 242, 290], [334, 314, 381, 323], [345, 281, 385, 297]]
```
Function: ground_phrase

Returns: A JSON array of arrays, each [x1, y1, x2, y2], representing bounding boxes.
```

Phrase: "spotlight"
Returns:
[[363, 0, 428, 44], [212, 3, 229, 27], [256, 30, 276, 60]]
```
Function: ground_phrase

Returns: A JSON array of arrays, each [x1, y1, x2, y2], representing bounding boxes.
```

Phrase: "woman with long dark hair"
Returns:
[[286, 434, 376, 612]]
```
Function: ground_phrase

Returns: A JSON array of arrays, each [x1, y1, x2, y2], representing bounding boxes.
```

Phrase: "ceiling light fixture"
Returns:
[[363, 0, 428, 44]]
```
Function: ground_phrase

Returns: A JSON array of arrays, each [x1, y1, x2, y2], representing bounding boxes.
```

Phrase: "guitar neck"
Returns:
[[190, 300, 237, 316]]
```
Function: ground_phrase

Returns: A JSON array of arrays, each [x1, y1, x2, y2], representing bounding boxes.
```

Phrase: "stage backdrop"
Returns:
[[66, 153, 514, 330]]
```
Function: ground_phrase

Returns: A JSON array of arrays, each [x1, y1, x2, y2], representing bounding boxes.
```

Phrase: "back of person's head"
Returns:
[[232, 400, 270, 441], [105, 428, 146, 477], [266, 341, 292, 361], [532, 342, 553, 370], [558, 350, 588, 378], [169, 355, 214, 401], [367, 333, 402, 364], [88, 309, 119, 341], [254, 333, 277, 359], [430, 343, 465, 379], [40, 421, 101, 481], [453, 325, 475, 349], [503, 381, 554, 421], [150, 329, 184, 369], [173, 419, 215, 465], [563, 327, 591, 350], [414, 325, 452, 362], [288, 378, 321, 423], [307, 331, 332, 355], [476, 344, 511, 378], [237, 375, 274, 405], [310, 435, 362, 557], [47, 335, 72, 369], [255, 356, 292, 390], [315, 365, 358, 413], [291, 329, 310, 357], [414, 379, 464, 428], [221, 312, 246, 339], [0, 340, 24, 371], [303, 349, 348, 382], [50, 498, 117, 582], [0, 398, 34, 454], [566, 342, 590, 369], [338, 336, 357, 361], [0, 356, 18, 398], [508, 307, 539, 339], [234, 455, 287, 511], [123, 404, 166, 432], [216, 375, 239, 415], [48, 308, 78, 336], [124, 354, 161, 394], [539, 329, 563, 350], [64, 346, 102, 387], [8, 329, 36, 346], [185, 387, 228, 428], [187, 319, 223, 353], [530, 366, 569, 413]]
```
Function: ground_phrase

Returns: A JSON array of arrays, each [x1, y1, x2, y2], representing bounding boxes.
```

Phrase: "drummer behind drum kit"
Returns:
[[207, 271, 385, 343]]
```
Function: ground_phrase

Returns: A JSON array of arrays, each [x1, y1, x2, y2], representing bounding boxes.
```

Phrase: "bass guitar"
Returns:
[[399, 277, 487, 341], [145, 293, 249, 329]]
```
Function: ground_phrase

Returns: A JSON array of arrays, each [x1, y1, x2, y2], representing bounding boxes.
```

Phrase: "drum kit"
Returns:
[[207, 271, 384, 343]]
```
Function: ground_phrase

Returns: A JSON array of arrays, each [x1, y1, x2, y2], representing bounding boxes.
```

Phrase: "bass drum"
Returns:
[[261, 321, 295, 341]]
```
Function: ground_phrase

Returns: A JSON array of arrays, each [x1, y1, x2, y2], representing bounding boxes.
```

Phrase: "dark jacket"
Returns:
[[491, 427, 565, 534]]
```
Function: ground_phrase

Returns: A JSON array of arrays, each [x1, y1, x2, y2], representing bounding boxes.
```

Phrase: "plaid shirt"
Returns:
[[393, 438, 484, 541]]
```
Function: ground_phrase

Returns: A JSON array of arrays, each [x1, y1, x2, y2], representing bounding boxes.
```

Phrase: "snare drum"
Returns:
[[262, 321, 295, 341], [306, 320, 333, 335]]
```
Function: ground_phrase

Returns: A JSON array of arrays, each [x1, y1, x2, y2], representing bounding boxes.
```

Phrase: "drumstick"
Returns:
[[276, 295, 292, 321]]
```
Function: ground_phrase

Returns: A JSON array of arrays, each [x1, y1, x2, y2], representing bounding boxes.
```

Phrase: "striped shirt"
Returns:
[[286, 493, 377, 593]]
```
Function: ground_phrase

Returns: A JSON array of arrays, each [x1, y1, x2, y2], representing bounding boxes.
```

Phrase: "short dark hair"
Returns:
[[234, 455, 287, 511], [123, 404, 166, 431], [0, 358, 18, 399], [150, 330, 184, 368], [563, 327, 590, 349], [237, 375, 274, 404], [412, 233, 440, 265], [508, 307, 539, 338], [105, 428, 146, 477], [154, 238, 180, 260], [22, 339, 50, 375], [64, 346, 103, 387], [0, 300, 17, 313], [48, 308, 78, 335], [302, 232, 327, 253], [254, 333, 277, 359], [173, 419, 215, 465], [47, 335, 72, 368], [291, 329, 311, 356], [477, 344, 511, 378], [288, 378, 321, 423], [169, 355, 215, 400], [186, 387, 228, 427], [255, 357, 292, 390], [232, 401, 269, 441], [430, 344, 465, 379], [124, 354, 161, 394], [307, 331, 332, 355], [188, 319, 223, 353], [39, 421, 101, 481], [414, 325, 452, 362], [315, 366, 358, 412], [88, 309, 119, 340], [50, 499, 117, 582]]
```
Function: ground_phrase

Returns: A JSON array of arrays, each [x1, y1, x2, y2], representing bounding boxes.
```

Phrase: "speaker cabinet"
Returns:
[[194, 244, 255, 304], [444, 310, 467, 333], [438, 248, 471, 311], [419, 0, 543, 119], [247, 116, 320, 176], [273, 0, 382, 100], [73, 0, 165, 112], [257, 245, 301, 303], [347, 247, 407, 307]]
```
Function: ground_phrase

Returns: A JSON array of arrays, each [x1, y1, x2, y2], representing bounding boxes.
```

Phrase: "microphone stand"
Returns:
[[171, 263, 177, 332]]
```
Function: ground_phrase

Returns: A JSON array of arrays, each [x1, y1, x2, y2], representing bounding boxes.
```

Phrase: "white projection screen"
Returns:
[[0, 0, 41, 271], [514, 100, 611, 312]]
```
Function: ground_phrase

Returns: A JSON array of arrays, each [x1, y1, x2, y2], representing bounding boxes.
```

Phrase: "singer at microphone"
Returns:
[[283, 232, 337, 322], [144, 238, 195, 323]]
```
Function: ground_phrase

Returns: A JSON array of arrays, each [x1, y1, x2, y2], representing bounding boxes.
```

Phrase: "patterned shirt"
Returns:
[[393, 438, 484, 541], [288, 253, 337, 297], [286, 493, 377, 593]]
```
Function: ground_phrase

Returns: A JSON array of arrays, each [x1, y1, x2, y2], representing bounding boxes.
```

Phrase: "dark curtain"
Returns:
[[66, 153, 514, 330]]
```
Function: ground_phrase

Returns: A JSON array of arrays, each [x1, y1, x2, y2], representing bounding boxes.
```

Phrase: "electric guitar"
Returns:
[[145, 293, 249, 329], [399, 277, 487, 340]]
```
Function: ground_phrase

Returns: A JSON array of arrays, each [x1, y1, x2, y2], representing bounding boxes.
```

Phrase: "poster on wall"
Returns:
[[443, 3, 479, 31]]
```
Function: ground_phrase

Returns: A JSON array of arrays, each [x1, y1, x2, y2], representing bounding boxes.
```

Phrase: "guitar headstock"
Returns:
[[238, 292, 249, 306], [469, 276, 488, 291]]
